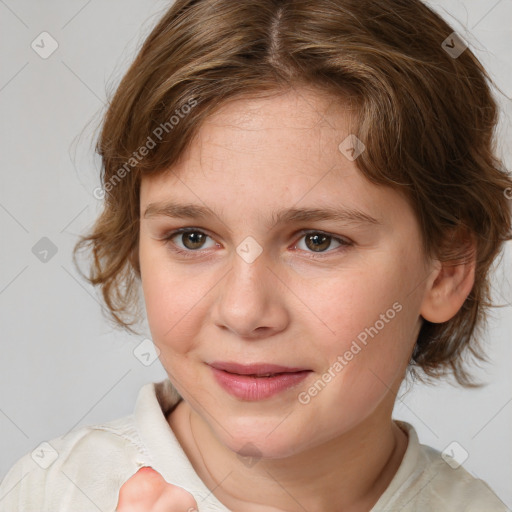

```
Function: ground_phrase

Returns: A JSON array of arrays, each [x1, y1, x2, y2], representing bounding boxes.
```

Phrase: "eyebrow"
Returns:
[[143, 201, 381, 228]]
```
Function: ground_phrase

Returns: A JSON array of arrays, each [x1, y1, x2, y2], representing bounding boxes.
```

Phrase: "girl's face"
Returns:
[[139, 88, 431, 458]]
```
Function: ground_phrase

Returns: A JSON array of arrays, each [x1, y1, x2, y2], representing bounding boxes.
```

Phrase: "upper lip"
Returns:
[[208, 361, 310, 375]]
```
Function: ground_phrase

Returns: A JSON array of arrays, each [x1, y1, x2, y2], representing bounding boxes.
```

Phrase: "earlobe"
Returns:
[[420, 252, 475, 324]]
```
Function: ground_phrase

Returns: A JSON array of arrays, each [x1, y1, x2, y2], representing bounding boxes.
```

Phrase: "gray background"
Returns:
[[0, 0, 511, 508]]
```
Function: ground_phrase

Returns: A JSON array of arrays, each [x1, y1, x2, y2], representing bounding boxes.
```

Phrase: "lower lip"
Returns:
[[210, 367, 311, 401]]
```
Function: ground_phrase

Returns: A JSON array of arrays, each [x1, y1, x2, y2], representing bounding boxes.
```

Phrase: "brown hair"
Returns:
[[74, 0, 512, 386]]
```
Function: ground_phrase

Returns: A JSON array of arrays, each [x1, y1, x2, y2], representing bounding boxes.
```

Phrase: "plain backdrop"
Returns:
[[0, 0, 511, 508]]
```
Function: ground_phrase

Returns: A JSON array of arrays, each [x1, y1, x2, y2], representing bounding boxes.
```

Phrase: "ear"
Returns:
[[420, 235, 476, 323]]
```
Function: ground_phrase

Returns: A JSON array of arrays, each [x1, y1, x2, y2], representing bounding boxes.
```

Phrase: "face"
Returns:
[[139, 87, 431, 459]]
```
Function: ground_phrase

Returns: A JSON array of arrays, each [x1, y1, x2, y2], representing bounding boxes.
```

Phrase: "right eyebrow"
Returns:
[[143, 201, 217, 220]]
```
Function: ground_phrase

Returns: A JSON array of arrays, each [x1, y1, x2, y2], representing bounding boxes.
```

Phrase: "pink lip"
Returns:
[[209, 361, 309, 375], [208, 361, 312, 401]]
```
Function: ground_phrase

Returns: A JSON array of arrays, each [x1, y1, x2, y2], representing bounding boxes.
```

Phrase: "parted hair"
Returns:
[[74, 0, 512, 386]]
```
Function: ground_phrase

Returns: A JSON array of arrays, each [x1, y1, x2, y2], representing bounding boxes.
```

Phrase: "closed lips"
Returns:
[[208, 362, 311, 376]]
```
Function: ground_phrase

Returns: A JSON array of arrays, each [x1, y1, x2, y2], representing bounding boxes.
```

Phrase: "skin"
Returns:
[[116, 467, 198, 511], [134, 86, 475, 512]]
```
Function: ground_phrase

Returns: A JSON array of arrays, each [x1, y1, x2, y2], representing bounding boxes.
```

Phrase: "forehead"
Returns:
[[139, 87, 410, 231], [203, 87, 354, 126], [193, 87, 358, 153], [142, 87, 360, 187]]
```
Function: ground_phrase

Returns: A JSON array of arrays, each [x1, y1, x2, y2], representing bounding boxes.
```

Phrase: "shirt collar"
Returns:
[[134, 379, 231, 511], [135, 379, 424, 512]]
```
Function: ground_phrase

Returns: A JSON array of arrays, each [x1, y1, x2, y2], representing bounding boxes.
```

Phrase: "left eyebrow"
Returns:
[[269, 206, 381, 228], [143, 201, 381, 229]]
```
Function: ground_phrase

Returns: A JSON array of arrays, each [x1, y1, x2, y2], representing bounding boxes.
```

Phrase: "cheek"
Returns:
[[296, 279, 417, 434], [303, 252, 421, 380], [139, 242, 208, 355], [300, 267, 403, 346]]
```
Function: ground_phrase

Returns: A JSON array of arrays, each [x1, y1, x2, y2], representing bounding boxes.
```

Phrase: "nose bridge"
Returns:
[[214, 238, 285, 337], [226, 239, 271, 302]]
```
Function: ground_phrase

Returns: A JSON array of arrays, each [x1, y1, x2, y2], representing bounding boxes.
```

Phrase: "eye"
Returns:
[[166, 228, 216, 254], [294, 230, 352, 256]]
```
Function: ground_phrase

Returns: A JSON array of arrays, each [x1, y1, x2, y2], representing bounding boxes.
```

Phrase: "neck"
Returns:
[[169, 400, 408, 512]]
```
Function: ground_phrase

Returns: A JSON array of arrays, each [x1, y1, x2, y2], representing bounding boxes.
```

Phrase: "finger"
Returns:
[[152, 485, 199, 512], [116, 466, 168, 510], [116, 467, 199, 512]]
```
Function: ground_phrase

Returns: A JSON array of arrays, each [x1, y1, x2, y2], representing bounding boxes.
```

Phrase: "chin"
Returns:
[[217, 423, 309, 460]]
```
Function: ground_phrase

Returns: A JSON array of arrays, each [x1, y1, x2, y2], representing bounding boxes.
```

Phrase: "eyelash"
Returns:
[[161, 227, 353, 260]]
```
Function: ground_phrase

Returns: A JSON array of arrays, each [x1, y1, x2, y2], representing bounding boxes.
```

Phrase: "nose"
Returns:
[[212, 246, 289, 340]]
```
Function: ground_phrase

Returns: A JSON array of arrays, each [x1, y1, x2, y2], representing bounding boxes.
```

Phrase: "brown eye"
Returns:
[[295, 231, 351, 257], [304, 233, 332, 252], [180, 231, 207, 250], [166, 229, 216, 253]]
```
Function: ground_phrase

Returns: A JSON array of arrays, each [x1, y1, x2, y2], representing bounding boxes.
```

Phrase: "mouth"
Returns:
[[207, 361, 312, 401], [208, 361, 311, 376]]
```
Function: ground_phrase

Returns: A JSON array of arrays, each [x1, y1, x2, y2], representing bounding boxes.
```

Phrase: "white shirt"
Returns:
[[0, 379, 507, 512]]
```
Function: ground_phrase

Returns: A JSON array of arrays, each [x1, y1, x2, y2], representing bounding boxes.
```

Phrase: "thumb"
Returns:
[[116, 466, 199, 511]]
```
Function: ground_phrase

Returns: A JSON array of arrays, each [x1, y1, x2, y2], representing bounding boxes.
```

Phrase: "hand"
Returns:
[[116, 466, 199, 511]]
